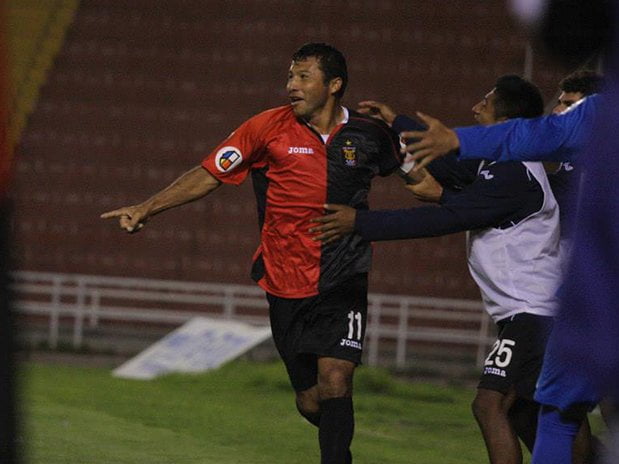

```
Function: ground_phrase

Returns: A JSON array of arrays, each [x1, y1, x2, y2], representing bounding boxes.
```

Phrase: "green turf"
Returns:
[[19, 360, 508, 463]]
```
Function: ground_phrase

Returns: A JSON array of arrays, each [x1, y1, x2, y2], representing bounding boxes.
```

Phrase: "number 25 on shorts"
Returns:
[[484, 339, 516, 368]]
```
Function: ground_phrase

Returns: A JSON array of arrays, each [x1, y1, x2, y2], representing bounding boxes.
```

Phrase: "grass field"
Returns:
[[19, 360, 516, 463]]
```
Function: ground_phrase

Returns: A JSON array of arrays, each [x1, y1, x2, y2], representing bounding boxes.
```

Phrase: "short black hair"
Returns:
[[559, 70, 604, 96], [292, 42, 348, 98], [493, 75, 544, 119]]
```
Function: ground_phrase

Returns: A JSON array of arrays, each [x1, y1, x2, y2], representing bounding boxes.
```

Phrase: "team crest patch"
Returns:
[[215, 146, 243, 172], [342, 140, 357, 167]]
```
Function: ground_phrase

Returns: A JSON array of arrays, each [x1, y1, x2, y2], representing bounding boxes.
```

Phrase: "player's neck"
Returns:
[[307, 100, 344, 135]]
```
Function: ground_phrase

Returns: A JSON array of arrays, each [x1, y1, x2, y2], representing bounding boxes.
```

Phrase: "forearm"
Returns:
[[455, 121, 582, 162], [141, 166, 221, 216], [354, 179, 526, 242], [354, 206, 468, 241], [455, 95, 598, 163]]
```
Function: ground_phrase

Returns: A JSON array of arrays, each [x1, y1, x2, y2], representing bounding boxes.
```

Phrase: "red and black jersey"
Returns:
[[202, 105, 401, 298]]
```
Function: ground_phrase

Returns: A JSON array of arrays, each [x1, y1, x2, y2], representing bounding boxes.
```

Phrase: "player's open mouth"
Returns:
[[289, 96, 304, 105]]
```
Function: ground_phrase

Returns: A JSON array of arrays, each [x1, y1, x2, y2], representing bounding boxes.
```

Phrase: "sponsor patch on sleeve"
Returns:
[[215, 146, 243, 172]]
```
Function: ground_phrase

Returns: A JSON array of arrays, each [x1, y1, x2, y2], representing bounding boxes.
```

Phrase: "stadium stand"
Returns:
[[7, 0, 79, 143]]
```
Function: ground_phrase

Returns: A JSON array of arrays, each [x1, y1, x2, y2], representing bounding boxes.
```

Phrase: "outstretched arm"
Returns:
[[100, 166, 221, 233], [311, 162, 538, 243], [403, 95, 598, 169], [308, 170, 443, 244]]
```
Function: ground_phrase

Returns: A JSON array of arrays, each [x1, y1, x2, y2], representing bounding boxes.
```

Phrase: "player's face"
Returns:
[[552, 91, 584, 114], [472, 90, 499, 125], [286, 57, 332, 120]]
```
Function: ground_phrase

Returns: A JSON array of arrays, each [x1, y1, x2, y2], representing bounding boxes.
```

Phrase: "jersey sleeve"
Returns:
[[454, 95, 599, 163], [201, 114, 269, 185], [354, 162, 539, 241], [392, 114, 426, 133], [373, 120, 404, 177]]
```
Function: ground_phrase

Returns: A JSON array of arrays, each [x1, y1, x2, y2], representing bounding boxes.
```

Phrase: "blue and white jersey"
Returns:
[[356, 115, 563, 322]]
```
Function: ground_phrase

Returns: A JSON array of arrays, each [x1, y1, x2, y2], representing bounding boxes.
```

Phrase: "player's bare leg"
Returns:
[[473, 388, 522, 464], [317, 357, 354, 399], [293, 358, 355, 464]]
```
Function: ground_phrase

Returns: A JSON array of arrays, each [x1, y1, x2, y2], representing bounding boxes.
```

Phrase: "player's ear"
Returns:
[[329, 77, 343, 96]]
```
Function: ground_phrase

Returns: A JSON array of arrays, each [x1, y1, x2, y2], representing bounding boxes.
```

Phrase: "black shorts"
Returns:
[[267, 273, 368, 392], [478, 312, 554, 399]]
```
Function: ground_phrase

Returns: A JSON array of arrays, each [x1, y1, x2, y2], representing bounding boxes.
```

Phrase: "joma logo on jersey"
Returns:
[[340, 338, 362, 350], [480, 170, 494, 180], [288, 146, 315, 154], [342, 140, 357, 167]]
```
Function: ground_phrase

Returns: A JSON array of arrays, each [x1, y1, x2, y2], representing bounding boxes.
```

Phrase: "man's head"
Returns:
[[553, 70, 604, 114], [287, 43, 348, 119], [472, 75, 544, 125]]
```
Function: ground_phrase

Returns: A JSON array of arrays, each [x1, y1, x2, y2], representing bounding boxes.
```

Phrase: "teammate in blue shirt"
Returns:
[[399, 93, 598, 169], [545, 70, 605, 249], [531, 70, 605, 464]]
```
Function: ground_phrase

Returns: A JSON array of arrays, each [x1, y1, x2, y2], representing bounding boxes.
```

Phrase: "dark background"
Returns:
[[10, 0, 570, 299]]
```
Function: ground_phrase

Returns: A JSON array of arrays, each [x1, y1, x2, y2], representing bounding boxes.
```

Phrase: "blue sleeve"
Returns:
[[454, 95, 599, 163], [355, 162, 540, 241]]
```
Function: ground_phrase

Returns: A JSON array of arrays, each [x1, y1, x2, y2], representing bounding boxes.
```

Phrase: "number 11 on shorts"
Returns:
[[347, 311, 362, 340]]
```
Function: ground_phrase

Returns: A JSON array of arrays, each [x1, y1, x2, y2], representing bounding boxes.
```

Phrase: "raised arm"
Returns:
[[454, 95, 596, 163], [403, 95, 599, 169], [311, 161, 539, 243], [100, 166, 221, 233]]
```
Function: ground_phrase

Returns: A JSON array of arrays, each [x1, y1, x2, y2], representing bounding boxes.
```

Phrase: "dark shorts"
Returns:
[[478, 313, 554, 400], [267, 273, 368, 392]]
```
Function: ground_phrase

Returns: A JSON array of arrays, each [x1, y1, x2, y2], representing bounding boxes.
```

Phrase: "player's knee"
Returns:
[[296, 402, 321, 427], [296, 389, 321, 427], [471, 396, 483, 421], [296, 389, 320, 415], [317, 367, 353, 399]]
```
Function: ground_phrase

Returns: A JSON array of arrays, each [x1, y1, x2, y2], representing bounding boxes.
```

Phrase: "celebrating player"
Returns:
[[102, 43, 402, 464]]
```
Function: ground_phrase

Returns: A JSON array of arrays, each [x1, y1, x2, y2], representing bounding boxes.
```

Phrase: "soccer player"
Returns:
[[311, 76, 561, 464], [531, 70, 605, 464], [101, 43, 402, 464], [546, 70, 604, 255], [553, 71, 604, 114]]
